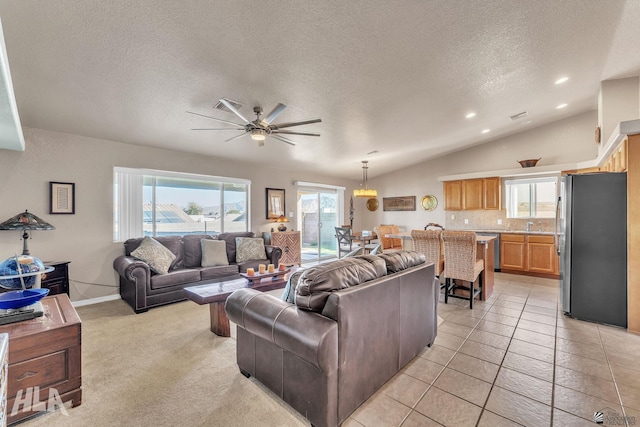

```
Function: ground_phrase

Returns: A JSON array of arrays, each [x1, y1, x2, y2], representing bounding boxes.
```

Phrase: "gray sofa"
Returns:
[[225, 251, 438, 427], [114, 232, 282, 313]]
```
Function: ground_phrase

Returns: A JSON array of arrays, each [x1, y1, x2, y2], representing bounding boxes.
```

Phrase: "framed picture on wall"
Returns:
[[50, 181, 75, 214], [266, 188, 285, 219]]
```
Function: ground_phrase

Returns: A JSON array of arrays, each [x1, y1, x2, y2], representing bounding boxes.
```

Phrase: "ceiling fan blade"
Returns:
[[271, 130, 320, 137], [219, 98, 252, 125], [261, 103, 287, 125], [186, 111, 245, 127], [269, 118, 322, 130], [270, 134, 297, 146], [224, 132, 249, 143], [191, 128, 245, 131]]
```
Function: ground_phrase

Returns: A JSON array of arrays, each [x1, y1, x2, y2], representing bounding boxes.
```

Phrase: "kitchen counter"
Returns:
[[458, 229, 555, 236]]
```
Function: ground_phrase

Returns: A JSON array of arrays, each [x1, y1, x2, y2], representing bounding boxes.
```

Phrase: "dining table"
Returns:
[[350, 231, 378, 254], [384, 231, 495, 300]]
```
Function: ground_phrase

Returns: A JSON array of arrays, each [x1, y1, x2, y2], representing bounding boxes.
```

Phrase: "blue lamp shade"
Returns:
[[0, 210, 55, 255]]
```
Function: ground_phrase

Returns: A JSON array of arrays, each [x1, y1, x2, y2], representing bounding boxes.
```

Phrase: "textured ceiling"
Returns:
[[0, 0, 638, 179]]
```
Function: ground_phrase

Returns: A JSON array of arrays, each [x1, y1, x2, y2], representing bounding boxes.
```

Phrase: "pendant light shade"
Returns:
[[353, 161, 378, 198]]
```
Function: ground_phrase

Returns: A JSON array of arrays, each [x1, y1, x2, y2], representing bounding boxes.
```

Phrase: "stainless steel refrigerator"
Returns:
[[557, 172, 627, 327]]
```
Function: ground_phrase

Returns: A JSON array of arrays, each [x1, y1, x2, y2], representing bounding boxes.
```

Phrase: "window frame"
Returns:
[[114, 167, 251, 241], [504, 176, 558, 219]]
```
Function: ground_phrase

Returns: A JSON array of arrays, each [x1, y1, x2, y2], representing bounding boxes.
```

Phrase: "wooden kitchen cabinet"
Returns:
[[462, 179, 483, 210], [500, 233, 559, 277], [444, 177, 501, 210], [527, 235, 558, 275], [483, 177, 501, 210], [500, 234, 527, 271], [443, 181, 463, 210]]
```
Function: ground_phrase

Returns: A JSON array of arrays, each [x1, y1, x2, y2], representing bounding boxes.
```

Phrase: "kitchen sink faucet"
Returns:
[[526, 221, 534, 232]]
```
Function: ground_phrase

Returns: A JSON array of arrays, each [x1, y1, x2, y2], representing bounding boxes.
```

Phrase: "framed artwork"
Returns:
[[266, 188, 285, 219], [383, 196, 416, 211], [50, 181, 75, 214]]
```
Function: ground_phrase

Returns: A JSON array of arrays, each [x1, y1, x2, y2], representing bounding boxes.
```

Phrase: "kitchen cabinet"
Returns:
[[500, 233, 559, 277], [443, 177, 501, 210], [500, 234, 526, 271], [443, 181, 463, 210]]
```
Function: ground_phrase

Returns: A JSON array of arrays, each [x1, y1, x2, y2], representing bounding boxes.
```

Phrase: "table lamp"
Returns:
[[274, 215, 289, 231], [0, 210, 55, 255]]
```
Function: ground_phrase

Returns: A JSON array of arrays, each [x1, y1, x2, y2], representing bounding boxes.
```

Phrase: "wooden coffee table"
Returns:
[[184, 273, 289, 337]]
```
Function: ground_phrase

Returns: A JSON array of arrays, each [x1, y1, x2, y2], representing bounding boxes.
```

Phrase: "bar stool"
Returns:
[[442, 230, 484, 309], [411, 230, 445, 290]]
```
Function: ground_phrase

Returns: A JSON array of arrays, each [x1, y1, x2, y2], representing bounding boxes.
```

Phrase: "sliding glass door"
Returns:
[[298, 188, 340, 262]]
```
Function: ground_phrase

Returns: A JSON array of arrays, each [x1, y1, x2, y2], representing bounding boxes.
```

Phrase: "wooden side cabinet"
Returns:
[[0, 295, 81, 425], [527, 235, 558, 275], [500, 233, 559, 277], [500, 234, 527, 271], [267, 231, 301, 266], [42, 262, 70, 296], [462, 179, 483, 210], [483, 177, 501, 210], [443, 177, 501, 210], [443, 181, 463, 210]]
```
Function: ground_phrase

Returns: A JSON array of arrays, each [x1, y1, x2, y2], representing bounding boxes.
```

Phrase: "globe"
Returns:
[[0, 256, 46, 290]]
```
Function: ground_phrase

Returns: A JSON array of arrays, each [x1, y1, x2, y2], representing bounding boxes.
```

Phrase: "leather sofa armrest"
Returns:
[[265, 245, 283, 265], [226, 288, 337, 374], [113, 255, 150, 285]]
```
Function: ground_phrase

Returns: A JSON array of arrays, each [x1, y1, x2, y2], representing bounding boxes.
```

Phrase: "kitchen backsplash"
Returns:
[[445, 210, 555, 232]]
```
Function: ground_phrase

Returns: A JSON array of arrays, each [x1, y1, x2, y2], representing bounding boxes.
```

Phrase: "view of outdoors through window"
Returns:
[[506, 177, 557, 218], [143, 176, 248, 236], [298, 190, 339, 261]]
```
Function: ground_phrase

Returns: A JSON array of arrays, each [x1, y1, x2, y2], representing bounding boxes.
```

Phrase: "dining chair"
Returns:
[[335, 227, 355, 258], [411, 229, 444, 285], [375, 225, 403, 252], [441, 230, 484, 309], [424, 222, 444, 230]]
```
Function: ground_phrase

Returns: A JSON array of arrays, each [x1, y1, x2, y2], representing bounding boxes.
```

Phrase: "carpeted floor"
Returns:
[[19, 293, 308, 426]]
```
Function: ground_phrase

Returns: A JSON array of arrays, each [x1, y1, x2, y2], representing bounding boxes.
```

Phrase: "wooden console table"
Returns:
[[0, 294, 81, 424], [264, 231, 301, 266]]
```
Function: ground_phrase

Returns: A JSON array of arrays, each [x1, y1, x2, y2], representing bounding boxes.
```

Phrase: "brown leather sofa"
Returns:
[[225, 251, 438, 427], [114, 232, 282, 313]]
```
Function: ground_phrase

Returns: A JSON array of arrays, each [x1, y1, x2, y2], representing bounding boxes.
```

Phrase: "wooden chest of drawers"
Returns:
[[0, 295, 81, 424], [268, 231, 301, 266]]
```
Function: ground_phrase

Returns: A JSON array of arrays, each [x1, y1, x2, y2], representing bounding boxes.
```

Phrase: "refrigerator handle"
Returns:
[[555, 195, 561, 255]]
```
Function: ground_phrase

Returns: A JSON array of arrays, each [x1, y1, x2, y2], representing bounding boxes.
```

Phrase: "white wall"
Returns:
[[598, 77, 640, 150], [0, 127, 357, 302], [358, 110, 598, 232]]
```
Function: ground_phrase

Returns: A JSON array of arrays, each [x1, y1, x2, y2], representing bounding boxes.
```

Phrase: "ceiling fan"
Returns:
[[187, 98, 321, 146]]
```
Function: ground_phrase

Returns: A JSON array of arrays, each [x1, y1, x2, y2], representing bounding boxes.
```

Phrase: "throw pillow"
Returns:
[[201, 239, 229, 267], [131, 236, 176, 274], [235, 237, 267, 263], [281, 269, 306, 304]]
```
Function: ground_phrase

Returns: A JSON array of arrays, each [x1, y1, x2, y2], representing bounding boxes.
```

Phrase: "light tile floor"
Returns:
[[344, 273, 640, 426]]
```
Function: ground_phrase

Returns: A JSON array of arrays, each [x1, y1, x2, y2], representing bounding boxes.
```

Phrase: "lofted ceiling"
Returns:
[[0, 0, 639, 180]]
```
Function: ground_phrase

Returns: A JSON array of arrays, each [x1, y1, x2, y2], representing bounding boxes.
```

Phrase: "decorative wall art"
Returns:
[[420, 195, 438, 211], [49, 182, 75, 214], [382, 196, 416, 211], [266, 188, 285, 219]]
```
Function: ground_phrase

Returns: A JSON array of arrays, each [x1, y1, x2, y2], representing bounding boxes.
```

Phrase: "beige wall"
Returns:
[[0, 109, 598, 302], [598, 77, 640, 149], [0, 127, 357, 302], [359, 110, 598, 232]]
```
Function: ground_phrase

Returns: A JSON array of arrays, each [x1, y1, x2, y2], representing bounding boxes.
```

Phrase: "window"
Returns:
[[505, 177, 557, 218], [114, 167, 250, 241]]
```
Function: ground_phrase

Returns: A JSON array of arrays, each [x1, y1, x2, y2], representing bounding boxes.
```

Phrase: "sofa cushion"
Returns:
[[201, 239, 229, 267], [124, 235, 183, 270], [200, 265, 240, 281], [236, 237, 267, 263], [378, 250, 426, 273], [295, 256, 387, 312], [281, 268, 307, 304], [131, 236, 176, 274], [150, 269, 201, 289], [183, 234, 216, 268], [217, 232, 255, 264]]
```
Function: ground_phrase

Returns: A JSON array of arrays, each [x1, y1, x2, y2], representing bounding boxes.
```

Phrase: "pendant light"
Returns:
[[353, 161, 378, 198]]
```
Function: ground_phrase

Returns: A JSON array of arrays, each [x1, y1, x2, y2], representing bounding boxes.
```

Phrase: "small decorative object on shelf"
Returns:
[[240, 268, 290, 285], [274, 215, 289, 231]]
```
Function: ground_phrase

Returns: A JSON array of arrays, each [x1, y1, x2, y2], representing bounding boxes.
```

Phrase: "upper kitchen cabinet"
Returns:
[[443, 177, 501, 210], [443, 180, 463, 210]]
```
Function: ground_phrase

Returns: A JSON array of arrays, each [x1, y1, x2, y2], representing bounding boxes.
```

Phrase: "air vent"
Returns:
[[367, 150, 379, 155], [509, 111, 528, 120], [213, 98, 243, 112]]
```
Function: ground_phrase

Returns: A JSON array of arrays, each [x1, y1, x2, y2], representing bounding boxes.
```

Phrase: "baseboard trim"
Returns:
[[72, 294, 121, 308]]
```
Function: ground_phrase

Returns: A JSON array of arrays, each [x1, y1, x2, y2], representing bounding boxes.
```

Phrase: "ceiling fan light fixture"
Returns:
[[353, 160, 378, 198], [251, 128, 266, 141]]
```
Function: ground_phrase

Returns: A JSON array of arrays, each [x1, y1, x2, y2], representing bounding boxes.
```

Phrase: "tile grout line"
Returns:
[[596, 324, 631, 427]]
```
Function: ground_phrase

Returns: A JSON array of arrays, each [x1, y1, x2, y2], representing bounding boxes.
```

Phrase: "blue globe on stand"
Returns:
[[0, 256, 45, 290]]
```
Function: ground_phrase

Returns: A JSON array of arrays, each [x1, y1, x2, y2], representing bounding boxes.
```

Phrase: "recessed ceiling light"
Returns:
[[555, 77, 569, 85], [556, 103, 568, 109], [481, 129, 490, 134], [465, 112, 476, 119], [521, 120, 532, 125]]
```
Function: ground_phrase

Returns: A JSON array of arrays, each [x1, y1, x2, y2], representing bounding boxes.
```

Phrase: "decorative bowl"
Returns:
[[0, 288, 50, 310], [518, 158, 541, 168]]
